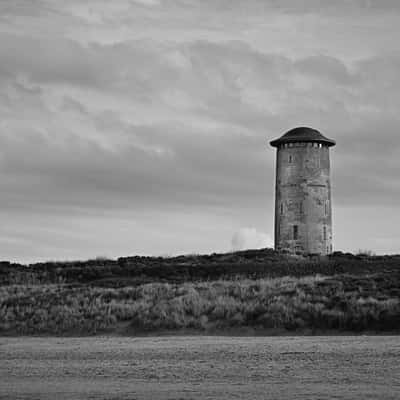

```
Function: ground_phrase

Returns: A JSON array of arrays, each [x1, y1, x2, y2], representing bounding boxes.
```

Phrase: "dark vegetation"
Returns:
[[2, 249, 400, 286], [1, 249, 400, 335]]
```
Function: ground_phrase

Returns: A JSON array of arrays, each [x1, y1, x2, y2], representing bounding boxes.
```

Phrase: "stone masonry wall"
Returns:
[[274, 142, 332, 255]]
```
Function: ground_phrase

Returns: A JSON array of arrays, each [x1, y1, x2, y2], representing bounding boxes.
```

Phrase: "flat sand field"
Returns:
[[1, 336, 399, 399]]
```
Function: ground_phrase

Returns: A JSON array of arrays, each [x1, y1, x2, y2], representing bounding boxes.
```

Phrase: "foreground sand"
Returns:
[[1, 336, 399, 399]]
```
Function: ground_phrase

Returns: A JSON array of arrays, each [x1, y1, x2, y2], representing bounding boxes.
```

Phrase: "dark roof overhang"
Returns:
[[270, 127, 336, 147]]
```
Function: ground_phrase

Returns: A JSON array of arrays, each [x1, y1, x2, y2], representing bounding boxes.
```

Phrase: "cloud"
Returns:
[[231, 228, 273, 251], [0, 0, 399, 260], [1, 35, 400, 213]]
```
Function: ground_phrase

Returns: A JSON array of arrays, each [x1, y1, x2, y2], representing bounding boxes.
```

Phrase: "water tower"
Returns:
[[270, 127, 335, 255]]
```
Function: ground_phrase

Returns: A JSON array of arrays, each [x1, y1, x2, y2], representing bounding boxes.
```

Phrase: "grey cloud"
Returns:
[[295, 55, 354, 85], [0, 118, 272, 214], [0, 33, 190, 101], [61, 96, 89, 115], [0, 34, 115, 87], [1, 36, 400, 213], [0, 33, 350, 104], [161, 0, 400, 15], [0, 0, 53, 17], [1, 1, 400, 259], [0, 32, 391, 120]]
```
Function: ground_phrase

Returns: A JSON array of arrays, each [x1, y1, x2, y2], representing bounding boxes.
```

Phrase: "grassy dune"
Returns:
[[1, 272, 399, 335], [2, 249, 400, 286], [1, 249, 399, 335]]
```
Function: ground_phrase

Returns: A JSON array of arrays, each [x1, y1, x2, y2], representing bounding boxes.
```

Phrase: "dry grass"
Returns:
[[1, 274, 399, 335]]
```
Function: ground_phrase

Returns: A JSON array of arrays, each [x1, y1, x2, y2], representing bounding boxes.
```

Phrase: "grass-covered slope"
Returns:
[[1, 249, 400, 335], [2, 249, 400, 286]]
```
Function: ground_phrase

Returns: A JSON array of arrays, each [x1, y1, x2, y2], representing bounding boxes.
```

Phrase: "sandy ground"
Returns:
[[1, 336, 399, 399]]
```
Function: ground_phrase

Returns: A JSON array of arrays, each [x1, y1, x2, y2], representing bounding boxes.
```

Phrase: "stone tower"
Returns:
[[270, 127, 335, 255]]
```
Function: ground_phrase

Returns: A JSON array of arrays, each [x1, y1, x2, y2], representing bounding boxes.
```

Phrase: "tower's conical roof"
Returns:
[[270, 127, 336, 147]]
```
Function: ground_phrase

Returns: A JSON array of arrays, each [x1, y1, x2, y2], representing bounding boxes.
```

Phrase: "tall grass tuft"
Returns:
[[1, 274, 399, 334]]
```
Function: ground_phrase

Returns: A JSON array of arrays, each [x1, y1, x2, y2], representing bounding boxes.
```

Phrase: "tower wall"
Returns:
[[274, 142, 333, 255]]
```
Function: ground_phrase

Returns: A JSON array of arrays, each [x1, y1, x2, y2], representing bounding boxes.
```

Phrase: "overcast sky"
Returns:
[[1, 0, 399, 263]]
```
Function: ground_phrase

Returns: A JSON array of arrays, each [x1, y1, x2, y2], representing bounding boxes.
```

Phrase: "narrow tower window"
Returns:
[[325, 201, 328, 215], [293, 225, 298, 240], [280, 203, 283, 214], [299, 201, 303, 214], [323, 226, 327, 240], [289, 155, 292, 163]]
